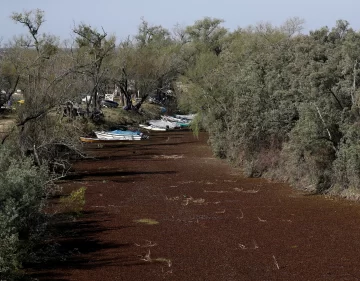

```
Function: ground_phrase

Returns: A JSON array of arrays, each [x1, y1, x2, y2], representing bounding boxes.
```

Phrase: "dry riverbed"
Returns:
[[28, 131, 360, 281]]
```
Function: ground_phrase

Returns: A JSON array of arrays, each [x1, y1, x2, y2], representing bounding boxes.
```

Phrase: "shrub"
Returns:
[[275, 106, 336, 193], [331, 123, 360, 198], [0, 144, 49, 278], [60, 187, 87, 215]]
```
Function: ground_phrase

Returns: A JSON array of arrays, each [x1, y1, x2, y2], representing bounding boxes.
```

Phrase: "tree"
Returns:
[[185, 17, 228, 56], [135, 17, 171, 47], [2, 9, 83, 173], [72, 24, 115, 118], [109, 19, 182, 111], [280, 17, 305, 37], [0, 47, 20, 108], [0, 10, 84, 278]]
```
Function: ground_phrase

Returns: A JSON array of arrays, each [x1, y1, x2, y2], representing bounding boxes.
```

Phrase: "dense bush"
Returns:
[[178, 19, 360, 196], [331, 123, 360, 198], [0, 144, 49, 279]]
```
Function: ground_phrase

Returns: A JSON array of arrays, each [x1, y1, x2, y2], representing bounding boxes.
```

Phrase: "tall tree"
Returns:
[[73, 23, 115, 118], [109, 19, 182, 111], [3, 9, 83, 172], [185, 17, 228, 56]]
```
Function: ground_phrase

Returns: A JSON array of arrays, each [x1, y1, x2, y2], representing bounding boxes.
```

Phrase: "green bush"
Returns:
[[0, 145, 48, 278], [331, 123, 360, 198], [275, 106, 336, 192], [60, 187, 87, 215]]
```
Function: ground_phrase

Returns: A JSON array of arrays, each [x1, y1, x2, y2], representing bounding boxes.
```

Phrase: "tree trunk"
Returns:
[[125, 94, 132, 110], [315, 104, 337, 152], [352, 59, 357, 106], [119, 92, 125, 106], [134, 94, 148, 110]]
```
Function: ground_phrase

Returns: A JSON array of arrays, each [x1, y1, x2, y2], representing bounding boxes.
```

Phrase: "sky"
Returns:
[[1, 0, 359, 43]]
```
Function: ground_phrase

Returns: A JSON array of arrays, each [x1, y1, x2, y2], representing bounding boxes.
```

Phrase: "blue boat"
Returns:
[[94, 129, 148, 140], [110, 129, 142, 136]]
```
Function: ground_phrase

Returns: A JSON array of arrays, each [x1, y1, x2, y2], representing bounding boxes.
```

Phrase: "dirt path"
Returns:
[[30, 131, 360, 281]]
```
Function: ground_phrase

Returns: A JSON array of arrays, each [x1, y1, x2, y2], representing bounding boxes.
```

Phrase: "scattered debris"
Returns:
[[139, 249, 152, 262], [258, 217, 267, 223], [182, 196, 206, 206], [134, 240, 158, 248], [239, 244, 247, 250], [237, 209, 244, 219], [272, 255, 280, 270], [204, 190, 231, 193], [243, 189, 260, 194], [153, 154, 184, 159], [234, 187, 259, 193]]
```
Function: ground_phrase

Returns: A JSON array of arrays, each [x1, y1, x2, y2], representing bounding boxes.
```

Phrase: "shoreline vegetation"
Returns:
[[1, 8, 360, 279]]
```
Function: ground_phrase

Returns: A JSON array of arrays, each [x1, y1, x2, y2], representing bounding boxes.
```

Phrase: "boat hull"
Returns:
[[139, 124, 167, 131], [79, 137, 136, 143], [94, 131, 143, 140]]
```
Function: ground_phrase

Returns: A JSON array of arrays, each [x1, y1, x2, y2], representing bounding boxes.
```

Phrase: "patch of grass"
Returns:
[[134, 218, 159, 225], [60, 187, 87, 215], [101, 103, 162, 128]]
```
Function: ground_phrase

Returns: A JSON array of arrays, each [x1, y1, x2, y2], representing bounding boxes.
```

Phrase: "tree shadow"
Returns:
[[26, 210, 143, 280], [63, 170, 176, 182], [81, 134, 198, 151]]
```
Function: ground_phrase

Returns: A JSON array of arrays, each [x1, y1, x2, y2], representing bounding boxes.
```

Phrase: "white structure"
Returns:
[[105, 93, 114, 101]]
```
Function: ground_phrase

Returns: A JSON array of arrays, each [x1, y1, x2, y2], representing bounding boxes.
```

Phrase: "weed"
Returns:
[[60, 187, 87, 215], [134, 218, 159, 225]]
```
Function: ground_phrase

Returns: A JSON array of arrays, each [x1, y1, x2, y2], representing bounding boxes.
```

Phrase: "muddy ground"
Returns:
[[29, 131, 360, 281]]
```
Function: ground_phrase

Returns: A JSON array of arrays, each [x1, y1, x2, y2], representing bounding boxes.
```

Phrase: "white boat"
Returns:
[[161, 115, 184, 123], [139, 124, 167, 131], [80, 137, 137, 143], [148, 119, 179, 129], [94, 131, 143, 140], [174, 114, 196, 120]]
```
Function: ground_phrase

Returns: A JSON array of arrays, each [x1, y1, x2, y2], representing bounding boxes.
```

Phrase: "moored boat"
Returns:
[[139, 124, 167, 131], [94, 131, 144, 140], [174, 114, 196, 121], [79, 137, 137, 143], [148, 119, 179, 129]]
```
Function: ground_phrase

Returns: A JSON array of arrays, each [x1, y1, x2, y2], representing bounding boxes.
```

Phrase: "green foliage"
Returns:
[[60, 187, 87, 215], [0, 144, 48, 277], [178, 18, 360, 196], [73, 23, 116, 114], [332, 123, 360, 193], [185, 17, 228, 55], [277, 105, 336, 192], [135, 18, 171, 47], [14, 112, 84, 174]]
